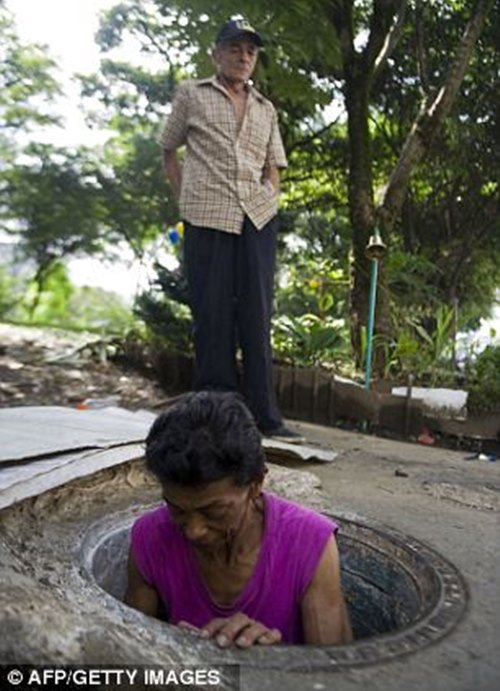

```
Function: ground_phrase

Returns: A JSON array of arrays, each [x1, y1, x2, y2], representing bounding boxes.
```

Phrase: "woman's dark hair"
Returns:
[[145, 391, 265, 487]]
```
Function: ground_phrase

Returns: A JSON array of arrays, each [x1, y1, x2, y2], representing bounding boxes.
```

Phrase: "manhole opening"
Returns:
[[88, 512, 468, 663]]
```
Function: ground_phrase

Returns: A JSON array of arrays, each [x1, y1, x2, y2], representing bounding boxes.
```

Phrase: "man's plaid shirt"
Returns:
[[160, 76, 288, 234]]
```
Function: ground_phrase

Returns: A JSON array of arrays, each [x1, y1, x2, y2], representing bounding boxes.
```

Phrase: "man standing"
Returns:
[[160, 18, 303, 442]]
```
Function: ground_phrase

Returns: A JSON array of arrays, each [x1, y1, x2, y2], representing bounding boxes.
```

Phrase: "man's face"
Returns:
[[162, 476, 261, 549], [214, 38, 259, 84]]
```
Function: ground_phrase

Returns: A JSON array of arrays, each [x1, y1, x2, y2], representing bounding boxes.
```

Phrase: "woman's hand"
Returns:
[[178, 614, 282, 648]]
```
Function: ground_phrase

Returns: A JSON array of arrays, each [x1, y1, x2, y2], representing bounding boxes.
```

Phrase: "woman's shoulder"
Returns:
[[131, 505, 176, 543], [264, 492, 337, 536], [262, 493, 337, 595]]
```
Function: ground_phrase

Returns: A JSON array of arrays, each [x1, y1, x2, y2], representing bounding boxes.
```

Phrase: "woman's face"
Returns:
[[162, 477, 261, 548]]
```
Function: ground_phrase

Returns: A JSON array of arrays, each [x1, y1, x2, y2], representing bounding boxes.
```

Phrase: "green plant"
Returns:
[[382, 305, 457, 385], [466, 345, 500, 413], [4, 260, 138, 335], [133, 257, 193, 355], [272, 313, 348, 367], [137, 295, 193, 354], [65, 286, 138, 333], [0, 266, 19, 320], [22, 261, 74, 323]]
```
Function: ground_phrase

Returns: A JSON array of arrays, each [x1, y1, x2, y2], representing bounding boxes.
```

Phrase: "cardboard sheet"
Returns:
[[0, 406, 336, 510], [0, 406, 155, 463]]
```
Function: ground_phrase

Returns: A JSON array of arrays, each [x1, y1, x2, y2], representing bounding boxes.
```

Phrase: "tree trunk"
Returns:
[[29, 260, 52, 319], [345, 69, 376, 367], [332, 0, 405, 374]]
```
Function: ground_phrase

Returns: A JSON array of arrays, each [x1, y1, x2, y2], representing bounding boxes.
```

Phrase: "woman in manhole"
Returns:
[[125, 390, 352, 648]]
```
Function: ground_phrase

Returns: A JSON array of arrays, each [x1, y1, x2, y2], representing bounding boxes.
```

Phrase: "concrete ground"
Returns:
[[241, 420, 499, 691]]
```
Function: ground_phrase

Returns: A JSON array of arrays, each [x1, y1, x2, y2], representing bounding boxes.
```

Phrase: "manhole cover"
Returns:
[[86, 511, 468, 670]]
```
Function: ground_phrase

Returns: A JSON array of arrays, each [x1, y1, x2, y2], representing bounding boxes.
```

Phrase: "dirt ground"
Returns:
[[0, 323, 168, 411]]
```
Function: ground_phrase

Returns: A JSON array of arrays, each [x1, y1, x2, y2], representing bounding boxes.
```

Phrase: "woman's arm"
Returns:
[[300, 536, 353, 645], [124, 550, 160, 618]]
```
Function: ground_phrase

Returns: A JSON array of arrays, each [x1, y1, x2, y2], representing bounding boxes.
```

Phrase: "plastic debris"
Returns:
[[417, 428, 435, 445], [76, 396, 120, 410], [168, 221, 185, 245], [465, 452, 497, 462], [478, 452, 497, 462]]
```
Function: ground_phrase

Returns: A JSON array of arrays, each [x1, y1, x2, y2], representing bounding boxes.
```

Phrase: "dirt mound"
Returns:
[[0, 324, 168, 411]]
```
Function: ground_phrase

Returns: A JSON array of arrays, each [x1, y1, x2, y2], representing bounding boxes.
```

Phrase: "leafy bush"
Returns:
[[134, 291, 193, 354], [466, 345, 500, 413], [66, 287, 137, 333], [0, 266, 19, 320], [273, 241, 351, 368], [272, 313, 348, 367], [3, 260, 137, 334], [382, 305, 458, 385], [133, 261, 193, 354]]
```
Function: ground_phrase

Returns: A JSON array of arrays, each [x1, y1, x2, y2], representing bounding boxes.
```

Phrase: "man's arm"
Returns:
[[263, 164, 280, 196], [300, 535, 353, 645], [162, 148, 183, 204], [124, 550, 160, 618]]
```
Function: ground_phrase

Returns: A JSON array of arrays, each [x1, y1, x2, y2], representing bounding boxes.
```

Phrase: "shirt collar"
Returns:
[[197, 75, 266, 103]]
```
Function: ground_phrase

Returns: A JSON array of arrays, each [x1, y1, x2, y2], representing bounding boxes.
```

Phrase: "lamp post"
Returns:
[[364, 229, 386, 391]]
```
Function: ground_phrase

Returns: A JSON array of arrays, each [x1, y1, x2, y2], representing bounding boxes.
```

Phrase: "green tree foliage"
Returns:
[[2, 145, 108, 311], [466, 345, 500, 413], [94, 0, 340, 116], [96, 131, 175, 257], [65, 284, 137, 333], [0, 5, 117, 325], [133, 225, 192, 353], [0, 264, 19, 319], [0, 1, 61, 161], [134, 280, 192, 354], [12, 260, 136, 333], [373, 1, 500, 369], [79, 46, 179, 253], [22, 260, 74, 324]]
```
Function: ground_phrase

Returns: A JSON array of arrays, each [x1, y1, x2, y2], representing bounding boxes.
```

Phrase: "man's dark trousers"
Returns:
[[183, 215, 282, 432]]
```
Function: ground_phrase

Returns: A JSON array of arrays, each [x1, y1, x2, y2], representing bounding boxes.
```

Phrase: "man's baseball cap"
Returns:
[[215, 19, 264, 47]]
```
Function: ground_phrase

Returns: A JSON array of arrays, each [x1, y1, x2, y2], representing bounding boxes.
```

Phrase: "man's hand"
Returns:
[[262, 164, 280, 197], [162, 148, 183, 203], [178, 614, 282, 649]]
